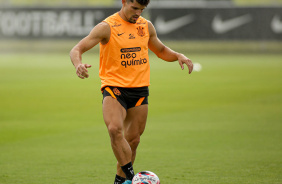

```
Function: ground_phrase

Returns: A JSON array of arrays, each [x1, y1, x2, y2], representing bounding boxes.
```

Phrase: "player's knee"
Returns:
[[107, 124, 123, 140]]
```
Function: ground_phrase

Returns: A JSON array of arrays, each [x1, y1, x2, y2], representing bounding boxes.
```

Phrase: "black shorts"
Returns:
[[102, 86, 149, 110]]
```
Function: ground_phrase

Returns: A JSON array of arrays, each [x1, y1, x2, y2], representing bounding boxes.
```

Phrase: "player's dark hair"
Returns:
[[128, 0, 150, 6]]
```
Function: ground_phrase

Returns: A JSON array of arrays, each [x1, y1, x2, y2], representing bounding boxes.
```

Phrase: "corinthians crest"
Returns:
[[137, 26, 145, 37]]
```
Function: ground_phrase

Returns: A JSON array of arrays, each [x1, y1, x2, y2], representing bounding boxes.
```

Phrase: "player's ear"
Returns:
[[122, 0, 127, 5]]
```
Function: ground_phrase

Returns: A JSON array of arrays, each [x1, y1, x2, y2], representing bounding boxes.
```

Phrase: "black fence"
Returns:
[[0, 7, 281, 40]]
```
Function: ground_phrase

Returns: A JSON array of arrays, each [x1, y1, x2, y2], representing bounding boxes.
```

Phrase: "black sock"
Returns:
[[121, 162, 134, 180], [114, 174, 126, 184]]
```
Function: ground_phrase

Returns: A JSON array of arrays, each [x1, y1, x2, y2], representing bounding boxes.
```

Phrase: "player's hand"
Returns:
[[76, 63, 92, 79], [178, 54, 193, 74]]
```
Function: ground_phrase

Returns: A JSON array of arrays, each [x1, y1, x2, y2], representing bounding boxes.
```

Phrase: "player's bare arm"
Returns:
[[70, 22, 110, 79], [148, 21, 193, 74]]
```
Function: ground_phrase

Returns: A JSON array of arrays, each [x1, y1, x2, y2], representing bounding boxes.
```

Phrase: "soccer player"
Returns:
[[70, 0, 193, 183]]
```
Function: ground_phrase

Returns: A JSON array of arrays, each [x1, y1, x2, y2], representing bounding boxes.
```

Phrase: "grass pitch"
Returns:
[[0, 51, 281, 184]]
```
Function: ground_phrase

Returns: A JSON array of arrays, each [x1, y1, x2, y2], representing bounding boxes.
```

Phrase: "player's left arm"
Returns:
[[148, 21, 193, 74]]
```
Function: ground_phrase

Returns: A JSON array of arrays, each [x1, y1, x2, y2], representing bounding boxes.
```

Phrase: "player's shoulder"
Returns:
[[93, 21, 110, 34], [146, 20, 153, 26], [88, 21, 110, 41], [97, 21, 111, 29], [141, 17, 153, 28], [145, 20, 156, 36], [103, 13, 120, 25]]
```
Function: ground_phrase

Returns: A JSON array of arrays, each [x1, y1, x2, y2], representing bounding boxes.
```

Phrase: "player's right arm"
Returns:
[[70, 22, 110, 79]]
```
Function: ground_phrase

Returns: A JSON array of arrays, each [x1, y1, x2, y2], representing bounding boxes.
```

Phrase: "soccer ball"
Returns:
[[193, 62, 202, 72], [132, 171, 160, 184]]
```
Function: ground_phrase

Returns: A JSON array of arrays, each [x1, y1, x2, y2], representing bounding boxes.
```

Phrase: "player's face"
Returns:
[[123, 0, 146, 23]]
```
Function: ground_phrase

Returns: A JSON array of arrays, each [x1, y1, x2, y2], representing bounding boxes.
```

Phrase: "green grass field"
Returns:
[[0, 50, 281, 184]]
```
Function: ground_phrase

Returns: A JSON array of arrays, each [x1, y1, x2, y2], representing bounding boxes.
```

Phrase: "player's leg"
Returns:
[[103, 96, 132, 168], [125, 104, 148, 165], [116, 104, 148, 178]]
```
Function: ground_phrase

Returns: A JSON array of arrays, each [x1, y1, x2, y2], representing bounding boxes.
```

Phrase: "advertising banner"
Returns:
[[0, 7, 281, 40], [151, 7, 282, 40], [0, 8, 119, 39]]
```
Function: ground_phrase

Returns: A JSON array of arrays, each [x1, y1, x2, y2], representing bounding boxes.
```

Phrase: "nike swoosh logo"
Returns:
[[155, 14, 195, 35], [271, 15, 282, 33], [212, 14, 252, 34]]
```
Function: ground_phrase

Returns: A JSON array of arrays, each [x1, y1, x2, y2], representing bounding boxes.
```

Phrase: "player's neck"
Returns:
[[118, 10, 130, 23]]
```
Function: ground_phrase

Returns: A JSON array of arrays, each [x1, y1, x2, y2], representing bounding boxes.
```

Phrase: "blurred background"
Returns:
[[0, 1, 281, 184], [0, 0, 282, 53]]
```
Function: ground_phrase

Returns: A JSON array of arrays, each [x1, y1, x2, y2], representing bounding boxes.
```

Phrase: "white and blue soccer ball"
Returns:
[[132, 171, 160, 184]]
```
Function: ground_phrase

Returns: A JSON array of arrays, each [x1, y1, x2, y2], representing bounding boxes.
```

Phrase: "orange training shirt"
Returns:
[[99, 13, 150, 90]]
